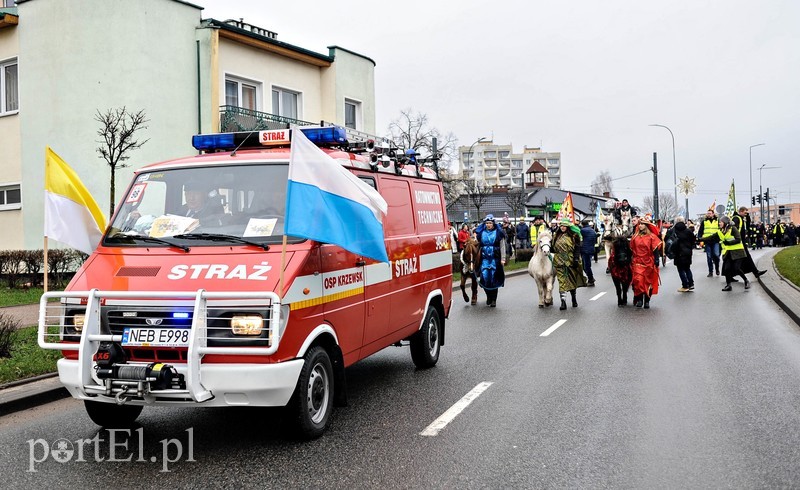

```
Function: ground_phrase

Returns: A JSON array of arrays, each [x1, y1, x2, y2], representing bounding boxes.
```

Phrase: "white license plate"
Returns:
[[122, 328, 190, 347]]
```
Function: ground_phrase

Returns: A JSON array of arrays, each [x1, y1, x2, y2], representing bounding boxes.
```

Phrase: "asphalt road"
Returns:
[[2, 249, 800, 488]]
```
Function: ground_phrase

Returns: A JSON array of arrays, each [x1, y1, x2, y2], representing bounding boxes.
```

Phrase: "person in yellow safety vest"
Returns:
[[696, 209, 721, 277], [529, 216, 547, 249], [704, 215, 749, 291], [772, 220, 786, 247], [732, 206, 767, 278]]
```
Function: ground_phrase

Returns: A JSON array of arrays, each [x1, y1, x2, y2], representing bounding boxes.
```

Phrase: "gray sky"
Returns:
[[200, 0, 800, 217]]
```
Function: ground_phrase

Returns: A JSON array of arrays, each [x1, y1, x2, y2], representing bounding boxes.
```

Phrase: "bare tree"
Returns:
[[463, 179, 492, 220], [503, 189, 528, 220], [387, 108, 458, 173], [95, 107, 150, 216], [639, 193, 684, 221], [441, 171, 466, 210], [590, 170, 614, 196]]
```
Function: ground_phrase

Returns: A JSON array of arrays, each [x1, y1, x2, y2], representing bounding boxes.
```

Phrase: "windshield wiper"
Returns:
[[172, 233, 270, 251], [106, 233, 190, 252]]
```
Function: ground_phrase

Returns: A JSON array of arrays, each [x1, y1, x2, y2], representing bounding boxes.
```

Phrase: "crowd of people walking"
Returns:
[[451, 199, 792, 309]]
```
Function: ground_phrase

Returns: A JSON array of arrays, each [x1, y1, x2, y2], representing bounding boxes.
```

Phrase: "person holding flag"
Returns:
[[553, 216, 586, 310]]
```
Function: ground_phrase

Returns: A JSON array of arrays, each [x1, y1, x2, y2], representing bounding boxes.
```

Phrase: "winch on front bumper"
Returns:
[[38, 289, 301, 407]]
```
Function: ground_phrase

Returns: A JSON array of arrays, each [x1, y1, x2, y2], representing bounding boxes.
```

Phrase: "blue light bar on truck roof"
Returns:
[[191, 126, 347, 152]]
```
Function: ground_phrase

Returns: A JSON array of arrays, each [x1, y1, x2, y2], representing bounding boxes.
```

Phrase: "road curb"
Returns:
[[757, 249, 800, 328], [0, 375, 69, 416]]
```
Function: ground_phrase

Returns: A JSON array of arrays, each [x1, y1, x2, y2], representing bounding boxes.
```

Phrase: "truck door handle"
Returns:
[[355, 260, 366, 267]]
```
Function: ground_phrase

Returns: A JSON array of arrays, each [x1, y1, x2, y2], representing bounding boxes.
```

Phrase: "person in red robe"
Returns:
[[630, 217, 662, 308]]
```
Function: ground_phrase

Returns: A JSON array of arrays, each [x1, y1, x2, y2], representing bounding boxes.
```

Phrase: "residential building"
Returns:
[[457, 141, 561, 190], [1, 0, 376, 250]]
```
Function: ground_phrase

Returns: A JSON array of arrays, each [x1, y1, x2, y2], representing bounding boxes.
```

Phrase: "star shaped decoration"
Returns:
[[678, 176, 696, 196]]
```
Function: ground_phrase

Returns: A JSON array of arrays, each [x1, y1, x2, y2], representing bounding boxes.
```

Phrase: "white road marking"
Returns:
[[590, 291, 607, 301], [540, 319, 568, 337], [420, 381, 494, 436]]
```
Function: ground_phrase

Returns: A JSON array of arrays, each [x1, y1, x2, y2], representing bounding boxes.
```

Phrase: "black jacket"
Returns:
[[671, 222, 696, 267]]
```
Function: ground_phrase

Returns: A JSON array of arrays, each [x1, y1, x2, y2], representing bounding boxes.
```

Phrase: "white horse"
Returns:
[[528, 229, 556, 308]]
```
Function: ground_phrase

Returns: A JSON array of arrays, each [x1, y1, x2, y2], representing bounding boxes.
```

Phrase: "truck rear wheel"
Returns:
[[84, 400, 143, 427], [410, 305, 441, 368], [289, 346, 334, 439]]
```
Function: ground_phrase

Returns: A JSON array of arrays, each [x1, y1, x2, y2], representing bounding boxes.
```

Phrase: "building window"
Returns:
[[485, 151, 496, 158], [272, 86, 300, 119], [225, 76, 258, 110], [1, 58, 18, 114], [344, 98, 361, 130], [499, 151, 510, 158], [0, 184, 21, 210]]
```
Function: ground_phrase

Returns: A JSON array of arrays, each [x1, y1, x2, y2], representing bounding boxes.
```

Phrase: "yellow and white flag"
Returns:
[[44, 147, 106, 254]]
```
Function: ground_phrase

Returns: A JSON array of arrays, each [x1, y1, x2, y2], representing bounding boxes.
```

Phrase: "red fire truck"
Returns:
[[38, 126, 453, 438]]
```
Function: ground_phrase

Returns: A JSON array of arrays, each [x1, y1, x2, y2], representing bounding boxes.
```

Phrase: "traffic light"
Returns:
[[779, 205, 786, 215], [756, 194, 762, 204], [752, 196, 756, 206]]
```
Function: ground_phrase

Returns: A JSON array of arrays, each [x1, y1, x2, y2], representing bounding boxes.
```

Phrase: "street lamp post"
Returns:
[[464, 137, 486, 221], [464, 137, 486, 179], [749, 143, 765, 210], [758, 164, 780, 226], [649, 124, 676, 218]]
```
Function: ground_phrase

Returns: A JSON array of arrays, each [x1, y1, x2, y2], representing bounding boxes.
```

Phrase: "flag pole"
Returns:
[[43, 236, 49, 293], [278, 235, 288, 297]]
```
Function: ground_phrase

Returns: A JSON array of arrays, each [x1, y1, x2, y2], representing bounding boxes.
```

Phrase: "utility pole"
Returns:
[[652, 152, 659, 221]]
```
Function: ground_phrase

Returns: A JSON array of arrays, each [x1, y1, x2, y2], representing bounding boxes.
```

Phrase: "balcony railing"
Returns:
[[219, 105, 316, 132]]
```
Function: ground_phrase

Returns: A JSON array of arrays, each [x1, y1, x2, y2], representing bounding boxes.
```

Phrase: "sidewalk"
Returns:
[[2, 260, 798, 416]]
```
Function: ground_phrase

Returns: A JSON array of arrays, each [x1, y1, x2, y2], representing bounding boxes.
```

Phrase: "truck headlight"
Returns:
[[73, 314, 86, 333], [231, 315, 263, 336]]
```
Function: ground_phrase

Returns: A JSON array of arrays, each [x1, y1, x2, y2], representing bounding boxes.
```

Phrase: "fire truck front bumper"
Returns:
[[56, 358, 304, 407]]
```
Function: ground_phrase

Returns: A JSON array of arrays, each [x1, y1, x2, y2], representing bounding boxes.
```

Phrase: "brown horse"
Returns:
[[460, 238, 479, 305]]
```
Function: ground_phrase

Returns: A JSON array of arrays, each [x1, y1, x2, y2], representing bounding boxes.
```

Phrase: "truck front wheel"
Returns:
[[289, 346, 334, 439], [410, 305, 441, 368], [84, 400, 143, 428]]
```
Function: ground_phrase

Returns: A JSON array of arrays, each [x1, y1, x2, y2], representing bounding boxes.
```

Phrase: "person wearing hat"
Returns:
[[181, 180, 225, 223], [553, 218, 586, 310], [474, 214, 507, 307], [703, 215, 749, 291], [630, 217, 662, 308], [529, 216, 546, 250]]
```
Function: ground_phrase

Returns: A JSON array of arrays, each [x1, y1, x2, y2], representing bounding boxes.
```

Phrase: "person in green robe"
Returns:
[[553, 218, 587, 310]]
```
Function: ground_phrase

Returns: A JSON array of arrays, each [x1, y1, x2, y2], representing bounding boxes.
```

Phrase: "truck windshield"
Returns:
[[105, 163, 293, 247]]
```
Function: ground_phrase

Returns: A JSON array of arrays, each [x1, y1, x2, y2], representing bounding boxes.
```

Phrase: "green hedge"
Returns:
[[0, 249, 87, 288]]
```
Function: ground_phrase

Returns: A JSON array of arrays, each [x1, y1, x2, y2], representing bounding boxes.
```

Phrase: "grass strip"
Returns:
[[0, 326, 60, 384], [774, 245, 800, 289]]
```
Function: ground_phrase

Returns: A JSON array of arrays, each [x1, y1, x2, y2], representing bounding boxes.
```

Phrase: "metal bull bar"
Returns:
[[38, 289, 282, 403]]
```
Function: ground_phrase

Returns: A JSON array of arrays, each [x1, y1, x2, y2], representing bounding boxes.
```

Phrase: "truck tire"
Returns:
[[410, 306, 441, 368], [289, 346, 334, 439], [84, 400, 143, 428]]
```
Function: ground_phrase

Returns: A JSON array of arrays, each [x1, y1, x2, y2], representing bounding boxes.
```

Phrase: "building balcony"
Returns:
[[219, 105, 315, 132]]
